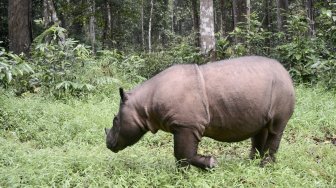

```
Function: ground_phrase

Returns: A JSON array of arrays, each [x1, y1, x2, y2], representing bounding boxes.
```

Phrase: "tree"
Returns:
[[141, 0, 145, 50], [8, 0, 32, 54], [191, 0, 200, 47], [262, 0, 272, 53], [306, 0, 315, 36], [0, 0, 8, 48], [43, 0, 59, 27], [247, 0, 251, 30], [199, 0, 215, 57], [88, 0, 96, 53], [102, 0, 112, 49], [148, 0, 154, 53], [232, 0, 246, 29], [219, 0, 226, 36], [276, 0, 288, 31]]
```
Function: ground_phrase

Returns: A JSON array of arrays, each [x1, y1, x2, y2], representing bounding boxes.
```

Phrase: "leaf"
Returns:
[[13, 67, 24, 76], [55, 82, 65, 90], [5, 71, 12, 83], [22, 63, 34, 73], [83, 84, 95, 91], [71, 82, 82, 90], [295, 54, 301, 61], [311, 62, 321, 69], [326, 10, 332, 18]]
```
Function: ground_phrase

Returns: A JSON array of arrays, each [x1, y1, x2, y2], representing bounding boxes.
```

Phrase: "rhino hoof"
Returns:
[[260, 156, 276, 167], [208, 156, 218, 169]]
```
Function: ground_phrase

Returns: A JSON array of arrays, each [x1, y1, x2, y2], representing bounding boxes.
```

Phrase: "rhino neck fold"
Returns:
[[127, 86, 157, 133], [194, 64, 210, 124]]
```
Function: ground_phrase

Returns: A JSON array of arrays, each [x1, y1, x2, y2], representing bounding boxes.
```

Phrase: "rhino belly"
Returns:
[[203, 120, 266, 142]]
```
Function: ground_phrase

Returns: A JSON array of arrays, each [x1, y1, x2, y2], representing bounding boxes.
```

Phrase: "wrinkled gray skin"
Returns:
[[105, 56, 295, 170]]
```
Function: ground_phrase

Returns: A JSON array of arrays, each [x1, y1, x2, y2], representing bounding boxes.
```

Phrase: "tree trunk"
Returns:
[[88, 0, 96, 53], [148, 0, 154, 53], [8, 0, 32, 54], [161, 0, 169, 48], [306, 0, 315, 37], [246, 0, 251, 30], [102, 0, 112, 49], [232, 0, 246, 29], [199, 0, 215, 58], [276, 0, 288, 32], [0, 0, 9, 48], [262, 0, 272, 54], [141, 0, 145, 51], [176, 0, 183, 35], [191, 0, 200, 47], [232, 0, 237, 29], [220, 0, 226, 36], [171, 0, 175, 33], [43, 0, 59, 27]]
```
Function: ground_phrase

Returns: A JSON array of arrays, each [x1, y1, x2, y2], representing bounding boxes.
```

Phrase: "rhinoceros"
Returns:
[[105, 56, 295, 170]]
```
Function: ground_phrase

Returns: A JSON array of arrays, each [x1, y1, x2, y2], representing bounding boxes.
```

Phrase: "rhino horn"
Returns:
[[104, 128, 111, 135]]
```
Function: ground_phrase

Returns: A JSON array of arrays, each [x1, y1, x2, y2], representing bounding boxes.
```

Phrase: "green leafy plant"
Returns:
[[30, 26, 94, 97], [275, 9, 336, 89], [54, 81, 95, 98], [217, 12, 271, 59], [96, 50, 145, 83], [140, 36, 202, 79], [0, 45, 34, 90]]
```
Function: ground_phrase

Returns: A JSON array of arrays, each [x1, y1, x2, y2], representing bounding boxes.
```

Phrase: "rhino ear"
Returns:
[[119, 87, 129, 103]]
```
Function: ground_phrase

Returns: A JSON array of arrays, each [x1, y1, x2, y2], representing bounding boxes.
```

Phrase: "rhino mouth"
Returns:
[[106, 139, 120, 153], [105, 128, 120, 152]]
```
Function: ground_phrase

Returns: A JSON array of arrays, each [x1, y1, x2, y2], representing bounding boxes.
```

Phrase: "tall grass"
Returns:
[[0, 85, 335, 187]]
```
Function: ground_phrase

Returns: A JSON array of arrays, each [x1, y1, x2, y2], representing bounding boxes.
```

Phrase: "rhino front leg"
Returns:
[[173, 127, 218, 170]]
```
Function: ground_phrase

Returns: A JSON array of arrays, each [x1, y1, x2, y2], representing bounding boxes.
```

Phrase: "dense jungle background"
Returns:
[[0, 0, 335, 187]]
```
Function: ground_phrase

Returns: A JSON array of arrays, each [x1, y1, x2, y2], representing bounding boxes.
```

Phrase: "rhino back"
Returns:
[[200, 56, 294, 141]]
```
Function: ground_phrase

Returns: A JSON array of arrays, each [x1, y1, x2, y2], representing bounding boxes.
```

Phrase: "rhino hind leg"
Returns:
[[250, 127, 268, 159], [173, 127, 218, 170], [260, 118, 287, 167]]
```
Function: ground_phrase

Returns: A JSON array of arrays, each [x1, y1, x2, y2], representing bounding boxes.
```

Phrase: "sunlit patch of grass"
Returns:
[[0, 85, 335, 187]]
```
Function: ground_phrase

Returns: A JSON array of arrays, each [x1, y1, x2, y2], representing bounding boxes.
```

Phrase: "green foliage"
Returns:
[[317, 4, 336, 47], [31, 26, 94, 97], [274, 8, 336, 89], [96, 50, 146, 83], [216, 13, 271, 59], [0, 44, 34, 90], [215, 8, 336, 90], [140, 37, 202, 78], [54, 81, 95, 97], [0, 86, 335, 187]]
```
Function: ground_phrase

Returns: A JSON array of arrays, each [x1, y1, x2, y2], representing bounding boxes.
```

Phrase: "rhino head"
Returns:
[[105, 88, 146, 153]]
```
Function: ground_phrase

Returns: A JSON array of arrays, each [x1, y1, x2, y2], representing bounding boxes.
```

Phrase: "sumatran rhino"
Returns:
[[105, 56, 295, 170]]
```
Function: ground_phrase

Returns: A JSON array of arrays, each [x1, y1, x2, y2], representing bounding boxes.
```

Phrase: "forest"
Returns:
[[0, 0, 336, 187]]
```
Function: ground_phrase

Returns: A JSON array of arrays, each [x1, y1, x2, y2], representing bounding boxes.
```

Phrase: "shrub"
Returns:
[[0, 44, 34, 92], [140, 39, 202, 79], [275, 8, 336, 89], [216, 12, 271, 59], [30, 26, 94, 97]]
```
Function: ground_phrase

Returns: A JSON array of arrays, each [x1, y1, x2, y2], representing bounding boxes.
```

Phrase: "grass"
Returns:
[[0, 85, 335, 187]]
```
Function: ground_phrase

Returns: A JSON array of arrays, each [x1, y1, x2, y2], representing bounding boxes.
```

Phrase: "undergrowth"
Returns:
[[0, 85, 335, 187]]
